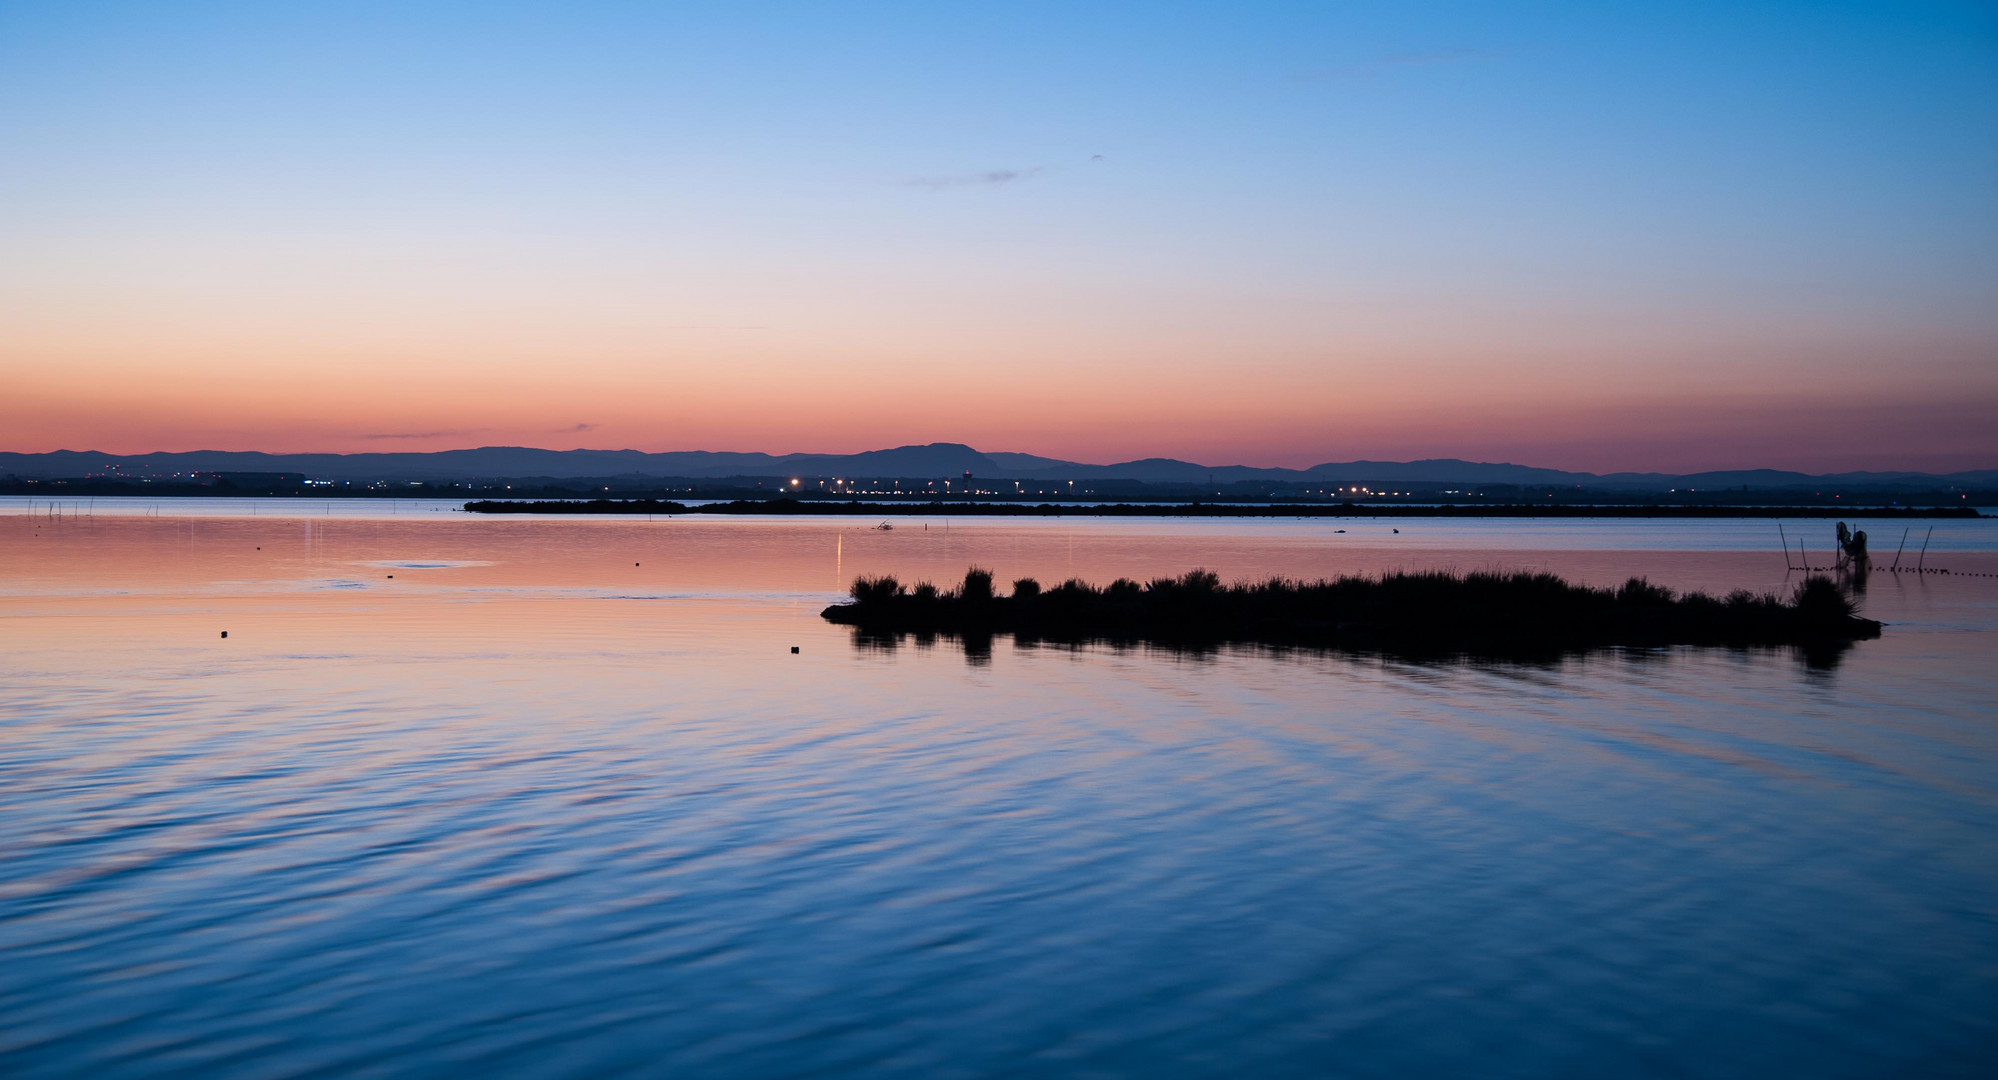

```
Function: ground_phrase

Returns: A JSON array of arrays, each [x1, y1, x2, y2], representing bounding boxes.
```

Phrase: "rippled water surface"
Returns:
[[3, 506, 1995, 1077]]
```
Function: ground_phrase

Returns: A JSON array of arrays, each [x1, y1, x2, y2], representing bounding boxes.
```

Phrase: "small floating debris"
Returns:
[[791, 646, 800, 654], [219, 631, 228, 639]]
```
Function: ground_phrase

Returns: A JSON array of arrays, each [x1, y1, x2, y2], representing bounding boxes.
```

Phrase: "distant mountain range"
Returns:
[[2, 443, 1994, 491]]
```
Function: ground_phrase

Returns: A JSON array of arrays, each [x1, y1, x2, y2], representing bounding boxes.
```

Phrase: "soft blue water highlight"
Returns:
[[1, 514, 1993, 1076]]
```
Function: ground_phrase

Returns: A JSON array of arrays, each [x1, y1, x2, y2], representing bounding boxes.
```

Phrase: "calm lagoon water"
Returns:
[[3, 502, 1995, 1077]]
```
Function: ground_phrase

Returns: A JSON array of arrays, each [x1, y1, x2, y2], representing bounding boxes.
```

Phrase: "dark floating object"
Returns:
[[219, 631, 228, 639], [387, 574, 393, 579], [823, 567, 1882, 661], [462, 497, 1979, 520], [791, 646, 800, 654]]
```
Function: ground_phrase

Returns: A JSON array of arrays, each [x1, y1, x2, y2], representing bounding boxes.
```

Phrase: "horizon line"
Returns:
[[4, 443, 1994, 479]]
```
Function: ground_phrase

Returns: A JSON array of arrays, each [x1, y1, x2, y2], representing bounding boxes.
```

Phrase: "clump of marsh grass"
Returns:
[[829, 568, 1879, 659]]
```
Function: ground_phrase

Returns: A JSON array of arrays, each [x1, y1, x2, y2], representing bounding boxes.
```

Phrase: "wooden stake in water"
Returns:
[[1918, 526, 1933, 571], [1892, 528, 1909, 570]]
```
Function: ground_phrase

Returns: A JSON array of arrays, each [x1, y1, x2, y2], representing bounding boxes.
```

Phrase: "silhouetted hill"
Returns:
[[774, 443, 997, 478], [2, 445, 1992, 493]]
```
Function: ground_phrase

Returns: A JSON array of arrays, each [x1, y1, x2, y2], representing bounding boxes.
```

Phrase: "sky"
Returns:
[[1, 1, 1994, 473]]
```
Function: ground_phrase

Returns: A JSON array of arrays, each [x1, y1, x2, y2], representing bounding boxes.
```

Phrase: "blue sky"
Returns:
[[2, 2, 1993, 469]]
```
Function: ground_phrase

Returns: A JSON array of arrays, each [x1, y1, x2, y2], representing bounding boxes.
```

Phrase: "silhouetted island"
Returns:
[[461, 498, 1978, 518], [821, 568, 1882, 659]]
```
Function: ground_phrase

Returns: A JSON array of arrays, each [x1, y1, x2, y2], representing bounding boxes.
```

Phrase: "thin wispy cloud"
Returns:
[[557, 422, 598, 433], [906, 166, 1043, 191], [1290, 48, 1494, 83]]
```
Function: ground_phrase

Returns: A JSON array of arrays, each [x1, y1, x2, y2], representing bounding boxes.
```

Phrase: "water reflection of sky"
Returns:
[[7, 496, 1997, 552], [1, 515, 1993, 1077]]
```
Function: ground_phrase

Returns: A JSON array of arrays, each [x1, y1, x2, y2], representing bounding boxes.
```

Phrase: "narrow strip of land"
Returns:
[[821, 568, 1882, 659], [463, 498, 1978, 518]]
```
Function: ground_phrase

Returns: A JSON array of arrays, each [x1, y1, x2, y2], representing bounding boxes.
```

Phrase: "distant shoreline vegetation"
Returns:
[[460, 498, 1980, 519], [823, 568, 1883, 662]]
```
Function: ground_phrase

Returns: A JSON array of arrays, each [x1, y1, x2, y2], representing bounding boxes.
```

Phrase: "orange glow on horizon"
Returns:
[[5, 241, 1993, 473]]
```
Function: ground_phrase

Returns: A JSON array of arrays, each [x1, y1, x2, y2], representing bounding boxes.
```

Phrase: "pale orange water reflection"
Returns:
[[6, 512, 1993, 662]]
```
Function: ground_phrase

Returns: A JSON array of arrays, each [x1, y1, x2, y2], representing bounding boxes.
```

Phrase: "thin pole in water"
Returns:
[[1892, 528, 1909, 570], [1778, 524, 1792, 570], [1918, 526, 1933, 571]]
